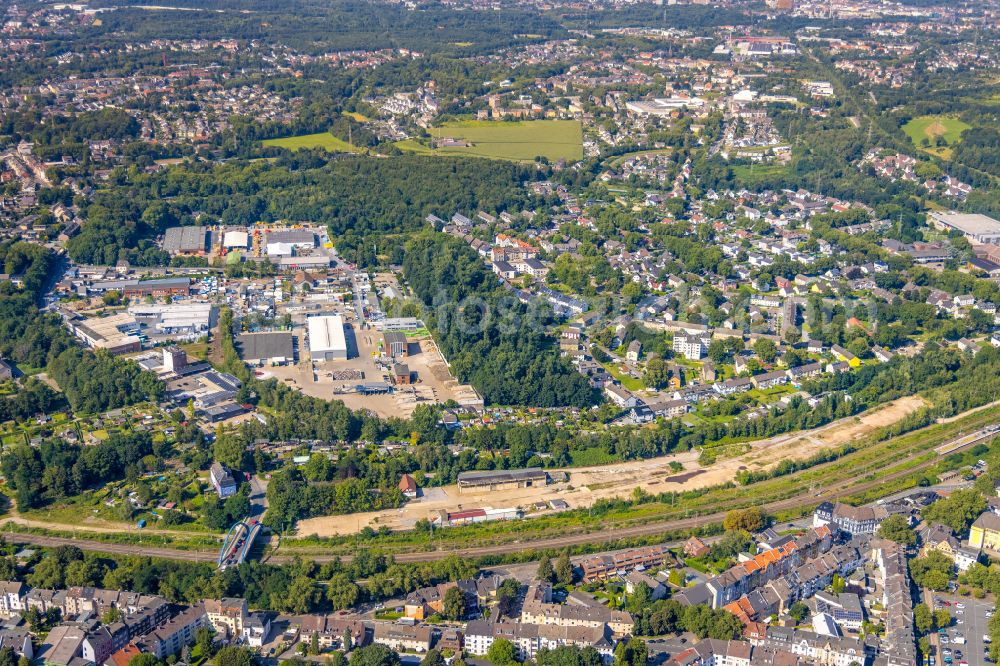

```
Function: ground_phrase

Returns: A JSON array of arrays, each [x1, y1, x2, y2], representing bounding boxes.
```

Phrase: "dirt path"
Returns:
[[295, 395, 927, 538], [3, 402, 983, 566], [936, 398, 1000, 424], [0, 515, 219, 539]]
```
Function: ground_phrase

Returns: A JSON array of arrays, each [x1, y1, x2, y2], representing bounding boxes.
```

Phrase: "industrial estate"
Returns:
[[0, 1, 999, 666]]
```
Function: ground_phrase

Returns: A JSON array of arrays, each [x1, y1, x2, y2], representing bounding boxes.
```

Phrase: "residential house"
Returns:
[[969, 511, 1000, 551], [204, 598, 248, 640], [372, 622, 433, 653]]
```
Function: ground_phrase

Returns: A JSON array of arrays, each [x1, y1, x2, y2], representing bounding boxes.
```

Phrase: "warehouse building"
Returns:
[[307, 314, 348, 361], [266, 229, 316, 248], [129, 303, 214, 339], [384, 331, 408, 358], [70, 312, 141, 355], [236, 332, 295, 366], [163, 227, 209, 255], [457, 468, 548, 494], [89, 277, 191, 298], [928, 211, 1000, 244], [223, 231, 250, 250]]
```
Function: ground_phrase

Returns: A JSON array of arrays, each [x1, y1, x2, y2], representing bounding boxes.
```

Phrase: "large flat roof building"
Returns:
[[129, 303, 214, 338], [307, 314, 348, 361], [266, 229, 316, 247], [236, 332, 295, 365], [70, 312, 141, 355], [163, 227, 209, 255], [625, 97, 706, 116], [929, 211, 1000, 244], [457, 468, 547, 493], [223, 231, 249, 249]]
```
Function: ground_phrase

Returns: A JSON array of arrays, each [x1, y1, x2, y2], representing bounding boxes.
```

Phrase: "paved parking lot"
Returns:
[[935, 593, 995, 666]]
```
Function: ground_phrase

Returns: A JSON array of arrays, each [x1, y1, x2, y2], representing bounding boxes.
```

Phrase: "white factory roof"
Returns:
[[129, 302, 214, 333], [266, 242, 296, 257], [307, 314, 347, 355], [626, 97, 706, 116], [929, 211, 1000, 236], [223, 231, 249, 248]]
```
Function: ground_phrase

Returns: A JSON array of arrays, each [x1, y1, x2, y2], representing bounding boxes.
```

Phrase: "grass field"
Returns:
[[732, 162, 789, 184], [902, 115, 971, 158], [405, 120, 583, 162], [262, 132, 361, 153]]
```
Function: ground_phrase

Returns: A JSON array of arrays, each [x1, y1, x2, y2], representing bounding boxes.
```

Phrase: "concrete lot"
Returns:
[[265, 319, 477, 419], [935, 593, 994, 666]]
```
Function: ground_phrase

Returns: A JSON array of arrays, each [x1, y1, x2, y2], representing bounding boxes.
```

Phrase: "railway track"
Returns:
[[6, 419, 991, 565]]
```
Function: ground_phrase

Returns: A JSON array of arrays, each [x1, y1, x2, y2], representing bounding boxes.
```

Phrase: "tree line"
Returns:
[[0, 243, 162, 414]]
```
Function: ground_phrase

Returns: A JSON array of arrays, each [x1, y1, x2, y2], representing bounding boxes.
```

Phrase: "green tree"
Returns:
[[923, 489, 986, 533], [420, 650, 445, 666], [877, 514, 917, 546], [350, 646, 401, 666], [643, 358, 670, 390], [626, 583, 651, 615], [129, 655, 163, 666], [613, 639, 647, 666], [214, 436, 250, 472], [195, 626, 216, 658], [327, 573, 361, 611], [910, 551, 955, 591], [487, 639, 517, 666], [914, 604, 934, 634], [788, 602, 809, 623], [28, 556, 67, 589], [753, 339, 778, 363], [214, 646, 254, 666], [442, 586, 466, 621], [555, 551, 574, 586], [722, 507, 765, 533], [537, 557, 554, 584], [282, 576, 322, 614]]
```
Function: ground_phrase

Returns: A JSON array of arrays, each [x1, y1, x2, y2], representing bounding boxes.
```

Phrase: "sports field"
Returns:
[[902, 115, 970, 158], [262, 132, 360, 153], [419, 120, 583, 162]]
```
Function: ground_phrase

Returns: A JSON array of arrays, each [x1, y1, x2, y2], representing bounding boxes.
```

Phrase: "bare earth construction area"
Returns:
[[295, 394, 927, 537]]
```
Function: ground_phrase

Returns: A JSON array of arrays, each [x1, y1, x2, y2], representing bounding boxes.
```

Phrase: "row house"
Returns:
[[787, 363, 823, 383], [580, 545, 674, 583], [520, 595, 634, 638], [873, 541, 917, 666], [0, 582, 25, 616], [465, 620, 615, 664], [750, 370, 787, 390], [204, 598, 248, 640], [404, 580, 477, 620], [298, 615, 368, 650], [699, 527, 832, 609], [372, 622, 433, 653], [813, 502, 889, 535], [749, 627, 873, 666], [135, 604, 207, 660]]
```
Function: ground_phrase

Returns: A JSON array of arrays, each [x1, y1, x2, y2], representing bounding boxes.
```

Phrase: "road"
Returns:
[[3, 418, 992, 565]]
